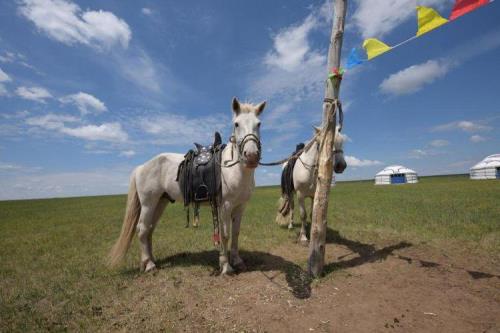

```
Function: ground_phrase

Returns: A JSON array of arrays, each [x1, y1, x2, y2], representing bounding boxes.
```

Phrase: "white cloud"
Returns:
[[261, 103, 301, 132], [0, 67, 12, 96], [60, 92, 107, 114], [60, 123, 128, 142], [15, 86, 52, 102], [19, 0, 131, 50], [141, 8, 152, 16], [116, 50, 162, 92], [248, 5, 328, 101], [380, 60, 450, 96], [430, 139, 449, 147], [345, 155, 382, 167], [0, 52, 41, 74], [0, 162, 22, 172], [352, 0, 445, 38], [141, 113, 228, 145], [0, 165, 132, 200], [120, 150, 136, 157], [379, 30, 500, 98], [432, 120, 492, 133], [26, 114, 128, 142], [470, 135, 486, 143], [0, 84, 7, 96], [409, 149, 429, 159], [0, 52, 17, 63], [26, 113, 79, 130], [265, 16, 318, 71], [0, 67, 11, 82]]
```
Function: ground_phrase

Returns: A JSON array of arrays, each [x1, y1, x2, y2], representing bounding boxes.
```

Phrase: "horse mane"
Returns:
[[238, 102, 260, 114]]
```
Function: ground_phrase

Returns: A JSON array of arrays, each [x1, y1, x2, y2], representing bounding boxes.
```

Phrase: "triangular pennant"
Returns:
[[416, 6, 449, 37], [362, 38, 392, 60], [450, 0, 490, 20], [345, 48, 365, 69]]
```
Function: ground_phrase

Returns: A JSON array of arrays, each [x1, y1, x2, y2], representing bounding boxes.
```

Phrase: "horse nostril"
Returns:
[[244, 151, 248, 157]]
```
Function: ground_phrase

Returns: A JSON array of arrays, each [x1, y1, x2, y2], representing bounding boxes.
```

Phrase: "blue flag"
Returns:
[[345, 48, 365, 69]]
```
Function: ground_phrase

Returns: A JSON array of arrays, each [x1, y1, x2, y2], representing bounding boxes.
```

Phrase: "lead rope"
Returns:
[[310, 98, 342, 189], [259, 132, 320, 166]]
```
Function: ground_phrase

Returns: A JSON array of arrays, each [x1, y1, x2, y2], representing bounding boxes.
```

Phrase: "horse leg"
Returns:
[[193, 203, 200, 228], [219, 202, 234, 275], [137, 197, 164, 272], [288, 193, 295, 229], [230, 205, 246, 271], [298, 194, 308, 246], [309, 196, 313, 222]]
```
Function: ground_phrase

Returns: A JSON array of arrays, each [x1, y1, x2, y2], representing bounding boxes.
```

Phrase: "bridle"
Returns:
[[223, 132, 262, 167], [236, 133, 261, 160], [299, 143, 343, 170]]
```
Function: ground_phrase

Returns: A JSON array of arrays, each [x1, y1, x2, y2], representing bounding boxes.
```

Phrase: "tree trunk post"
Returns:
[[308, 0, 347, 277]]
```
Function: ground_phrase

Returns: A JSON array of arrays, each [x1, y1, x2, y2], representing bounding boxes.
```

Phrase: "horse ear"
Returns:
[[232, 97, 240, 115], [313, 126, 321, 135], [194, 143, 202, 151], [255, 101, 266, 116]]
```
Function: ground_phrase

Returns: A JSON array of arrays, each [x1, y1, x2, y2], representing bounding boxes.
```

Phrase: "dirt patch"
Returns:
[[99, 236, 500, 333]]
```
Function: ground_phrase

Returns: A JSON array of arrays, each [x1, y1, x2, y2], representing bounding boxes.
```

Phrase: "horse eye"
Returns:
[[257, 122, 261, 128], [235, 122, 239, 128]]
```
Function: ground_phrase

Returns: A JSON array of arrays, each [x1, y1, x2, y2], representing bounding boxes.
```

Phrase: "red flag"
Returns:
[[450, 0, 490, 20]]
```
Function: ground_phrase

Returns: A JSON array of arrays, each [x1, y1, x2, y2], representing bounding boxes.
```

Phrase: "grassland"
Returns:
[[0, 175, 499, 331]]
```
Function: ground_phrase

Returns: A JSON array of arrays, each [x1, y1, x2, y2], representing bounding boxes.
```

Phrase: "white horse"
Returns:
[[108, 97, 266, 275], [276, 127, 346, 245]]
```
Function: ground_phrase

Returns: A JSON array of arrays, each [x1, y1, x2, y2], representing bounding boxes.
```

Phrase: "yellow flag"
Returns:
[[416, 6, 449, 37], [362, 38, 392, 60]]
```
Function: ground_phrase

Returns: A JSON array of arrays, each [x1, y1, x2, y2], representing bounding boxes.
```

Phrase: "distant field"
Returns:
[[1, 175, 499, 331]]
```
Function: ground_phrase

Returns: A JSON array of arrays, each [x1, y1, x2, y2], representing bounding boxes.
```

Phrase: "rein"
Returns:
[[220, 98, 344, 168], [258, 132, 320, 167]]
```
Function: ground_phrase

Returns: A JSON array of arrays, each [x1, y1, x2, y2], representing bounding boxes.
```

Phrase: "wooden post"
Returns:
[[308, 0, 347, 277]]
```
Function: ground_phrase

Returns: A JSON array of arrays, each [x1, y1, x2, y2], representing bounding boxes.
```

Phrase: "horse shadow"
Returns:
[[137, 227, 413, 299]]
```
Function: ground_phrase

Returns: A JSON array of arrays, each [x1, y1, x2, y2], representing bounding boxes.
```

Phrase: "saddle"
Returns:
[[176, 132, 225, 217], [279, 143, 305, 215]]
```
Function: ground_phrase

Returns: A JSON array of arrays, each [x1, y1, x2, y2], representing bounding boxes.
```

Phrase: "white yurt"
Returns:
[[375, 165, 418, 185], [470, 154, 500, 180]]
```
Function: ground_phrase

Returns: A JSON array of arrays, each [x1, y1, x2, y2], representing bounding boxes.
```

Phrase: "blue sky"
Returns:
[[0, 0, 499, 200]]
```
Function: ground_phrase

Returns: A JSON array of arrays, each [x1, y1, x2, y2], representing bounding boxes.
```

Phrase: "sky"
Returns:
[[0, 0, 499, 200]]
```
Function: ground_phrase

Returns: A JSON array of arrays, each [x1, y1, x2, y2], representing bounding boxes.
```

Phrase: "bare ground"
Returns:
[[97, 233, 500, 333]]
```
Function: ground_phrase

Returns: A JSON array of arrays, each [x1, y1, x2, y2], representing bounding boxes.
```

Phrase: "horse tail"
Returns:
[[275, 195, 292, 227], [107, 170, 141, 268]]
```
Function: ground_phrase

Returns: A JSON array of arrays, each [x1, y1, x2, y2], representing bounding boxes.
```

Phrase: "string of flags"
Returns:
[[342, 0, 494, 71]]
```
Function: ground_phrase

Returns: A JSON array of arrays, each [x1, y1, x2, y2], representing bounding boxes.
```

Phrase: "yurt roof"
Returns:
[[471, 154, 500, 170], [376, 165, 417, 176]]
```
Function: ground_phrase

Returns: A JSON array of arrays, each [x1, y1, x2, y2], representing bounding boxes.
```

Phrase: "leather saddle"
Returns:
[[177, 132, 225, 205]]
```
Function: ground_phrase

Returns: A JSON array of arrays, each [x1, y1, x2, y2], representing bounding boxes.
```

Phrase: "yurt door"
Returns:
[[391, 173, 406, 184], [496, 167, 500, 179]]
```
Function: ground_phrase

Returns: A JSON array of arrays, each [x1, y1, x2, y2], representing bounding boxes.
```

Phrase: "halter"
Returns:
[[236, 133, 261, 160], [223, 132, 262, 167]]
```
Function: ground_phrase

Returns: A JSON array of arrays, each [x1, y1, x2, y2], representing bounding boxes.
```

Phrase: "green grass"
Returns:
[[0, 175, 499, 331]]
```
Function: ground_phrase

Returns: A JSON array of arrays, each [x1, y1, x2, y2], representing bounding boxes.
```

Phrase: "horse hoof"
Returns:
[[192, 224, 199, 228], [221, 263, 235, 276], [145, 262, 157, 272], [299, 238, 309, 247], [288, 223, 294, 230], [141, 260, 157, 272]]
